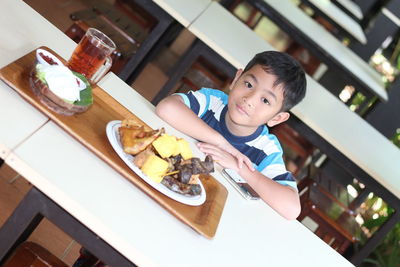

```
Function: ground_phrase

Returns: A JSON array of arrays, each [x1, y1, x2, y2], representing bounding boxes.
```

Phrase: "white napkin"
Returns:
[[37, 64, 83, 102]]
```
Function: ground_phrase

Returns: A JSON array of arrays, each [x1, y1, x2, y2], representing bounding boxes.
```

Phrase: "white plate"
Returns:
[[106, 120, 206, 206]]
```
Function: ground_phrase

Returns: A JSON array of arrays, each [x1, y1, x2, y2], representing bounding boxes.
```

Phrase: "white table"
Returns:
[[252, 0, 387, 102], [333, 0, 364, 20], [187, 2, 400, 264], [152, 0, 212, 27], [301, 0, 366, 44], [0, 0, 354, 266], [0, 82, 48, 159], [0, 0, 72, 159]]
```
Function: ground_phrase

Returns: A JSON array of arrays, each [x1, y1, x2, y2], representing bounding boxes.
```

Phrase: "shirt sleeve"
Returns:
[[175, 88, 228, 118], [258, 142, 298, 191]]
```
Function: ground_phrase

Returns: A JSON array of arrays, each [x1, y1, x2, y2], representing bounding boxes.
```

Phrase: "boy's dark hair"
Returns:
[[243, 51, 306, 112]]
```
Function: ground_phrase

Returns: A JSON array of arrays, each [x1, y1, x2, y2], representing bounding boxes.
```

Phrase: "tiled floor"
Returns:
[[0, 163, 81, 265]]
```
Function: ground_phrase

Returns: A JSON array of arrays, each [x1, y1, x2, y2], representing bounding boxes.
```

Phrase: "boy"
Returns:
[[156, 51, 306, 220]]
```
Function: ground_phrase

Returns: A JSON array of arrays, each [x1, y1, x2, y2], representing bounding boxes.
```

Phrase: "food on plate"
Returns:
[[152, 134, 179, 158], [133, 146, 155, 168], [161, 175, 202, 196], [161, 155, 214, 195], [177, 138, 193, 160], [119, 123, 164, 155], [152, 134, 193, 160], [176, 157, 214, 184], [141, 154, 169, 183], [119, 119, 214, 196], [29, 48, 93, 116]]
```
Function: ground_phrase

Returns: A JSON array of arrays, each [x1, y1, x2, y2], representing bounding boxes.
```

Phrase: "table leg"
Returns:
[[117, 0, 174, 84], [151, 39, 206, 105], [350, 210, 400, 265], [0, 187, 136, 267], [0, 188, 43, 264]]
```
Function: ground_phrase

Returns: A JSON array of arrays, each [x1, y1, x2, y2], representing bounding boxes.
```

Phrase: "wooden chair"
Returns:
[[284, 42, 322, 76], [65, 0, 150, 74], [177, 58, 231, 94], [3, 241, 68, 267], [297, 173, 363, 254], [270, 123, 315, 177], [151, 39, 237, 104]]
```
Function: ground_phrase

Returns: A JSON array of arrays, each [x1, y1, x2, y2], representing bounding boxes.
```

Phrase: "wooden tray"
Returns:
[[0, 47, 228, 239]]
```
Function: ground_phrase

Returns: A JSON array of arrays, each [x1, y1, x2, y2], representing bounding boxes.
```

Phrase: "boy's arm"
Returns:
[[156, 95, 226, 146], [239, 165, 301, 220], [156, 95, 253, 170], [197, 142, 300, 220]]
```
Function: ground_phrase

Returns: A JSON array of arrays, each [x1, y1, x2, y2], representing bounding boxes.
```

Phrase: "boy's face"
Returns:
[[226, 64, 290, 136]]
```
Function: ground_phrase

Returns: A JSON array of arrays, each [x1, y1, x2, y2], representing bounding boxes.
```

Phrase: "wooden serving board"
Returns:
[[0, 47, 228, 239]]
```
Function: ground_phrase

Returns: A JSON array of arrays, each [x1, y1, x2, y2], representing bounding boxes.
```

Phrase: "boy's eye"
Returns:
[[244, 81, 252, 88], [262, 98, 270, 105]]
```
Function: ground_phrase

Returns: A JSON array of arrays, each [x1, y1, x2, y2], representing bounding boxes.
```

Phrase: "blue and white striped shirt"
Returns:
[[177, 88, 297, 190]]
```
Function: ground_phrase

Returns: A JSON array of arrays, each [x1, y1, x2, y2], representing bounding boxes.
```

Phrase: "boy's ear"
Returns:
[[229, 69, 243, 91], [266, 112, 290, 127]]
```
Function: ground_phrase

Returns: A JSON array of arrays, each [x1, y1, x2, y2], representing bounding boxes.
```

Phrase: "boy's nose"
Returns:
[[243, 96, 254, 108]]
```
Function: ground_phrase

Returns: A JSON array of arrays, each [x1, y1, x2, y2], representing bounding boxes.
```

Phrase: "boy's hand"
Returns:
[[217, 141, 255, 171], [197, 142, 254, 171]]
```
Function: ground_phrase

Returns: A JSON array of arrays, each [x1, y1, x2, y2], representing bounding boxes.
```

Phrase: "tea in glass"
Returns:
[[68, 28, 116, 83]]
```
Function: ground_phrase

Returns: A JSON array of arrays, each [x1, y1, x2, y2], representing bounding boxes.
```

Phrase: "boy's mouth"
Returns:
[[235, 104, 249, 116]]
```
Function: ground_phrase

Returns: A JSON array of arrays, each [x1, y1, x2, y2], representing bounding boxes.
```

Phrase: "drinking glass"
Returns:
[[68, 28, 116, 84]]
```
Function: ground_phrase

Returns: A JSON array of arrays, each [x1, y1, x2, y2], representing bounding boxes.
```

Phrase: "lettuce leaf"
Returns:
[[72, 72, 93, 106]]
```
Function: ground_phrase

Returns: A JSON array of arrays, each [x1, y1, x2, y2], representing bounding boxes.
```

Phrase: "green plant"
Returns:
[[360, 130, 400, 266], [391, 129, 400, 148], [362, 214, 400, 267]]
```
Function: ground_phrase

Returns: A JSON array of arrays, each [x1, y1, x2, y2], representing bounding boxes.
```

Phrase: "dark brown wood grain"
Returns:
[[0, 47, 228, 239]]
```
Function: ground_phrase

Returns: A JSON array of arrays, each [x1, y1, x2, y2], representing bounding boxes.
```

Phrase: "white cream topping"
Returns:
[[37, 64, 84, 102]]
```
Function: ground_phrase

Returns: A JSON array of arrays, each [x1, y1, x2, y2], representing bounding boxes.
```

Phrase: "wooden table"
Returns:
[[299, 0, 366, 44], [247, 0, 388, 103], [0, 0, 355, 266]]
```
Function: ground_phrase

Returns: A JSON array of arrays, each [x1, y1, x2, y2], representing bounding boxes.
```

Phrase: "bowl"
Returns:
[[30, 48, 93, 116], [29, 68, 92, 116], [36, 48, 63, 66]]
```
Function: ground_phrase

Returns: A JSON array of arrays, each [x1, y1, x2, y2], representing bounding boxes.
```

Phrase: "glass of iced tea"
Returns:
[[68, 28, 116, 84]]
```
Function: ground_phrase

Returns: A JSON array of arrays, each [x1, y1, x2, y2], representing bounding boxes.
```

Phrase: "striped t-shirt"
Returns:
[[177, 88, 297, 190]]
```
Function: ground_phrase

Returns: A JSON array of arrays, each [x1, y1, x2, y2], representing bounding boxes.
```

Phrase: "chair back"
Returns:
[[298, 176, 360, 254], [65, 0, 150, 73], [4, 241, 68, 267]]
